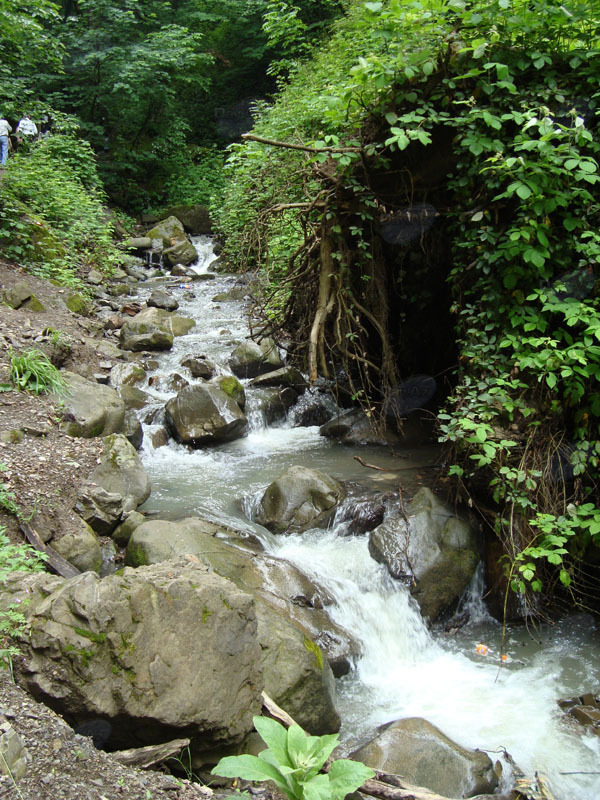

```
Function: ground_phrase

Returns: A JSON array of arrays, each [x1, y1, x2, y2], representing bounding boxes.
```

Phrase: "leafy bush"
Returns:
[[0, 133, 125, 284], [212, 716, 374, 800]]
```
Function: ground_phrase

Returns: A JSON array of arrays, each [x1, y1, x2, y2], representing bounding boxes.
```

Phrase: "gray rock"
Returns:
[[119, 384, 151, 411], [75, 485, 125, 536], [123, 410, 143, 450], [230, 338, 284, 379], [2, 281, 41, 310], [369, 488, 479, 621], [5, 562, 262, 751], [211, 374, 245, 410], [147, 290, 179, 312], [110, 362, 146, 388], [58, 372, 125, 438], [250, 387, 298, 425], [162, 204, 212, 234], [87, 269, 104, 286], [181, 355, 215, 380], [112, 511, 146, 548], [52, 519, 102, 574], [151, 428, 169, 449], [351, 717, 498, 798], [0, 721, 29, 780], [320, 408, 400, 446], [145, 217, 186, 248], [250, 366, 308, 392], [165, 383, 247, 446], [255, 465, 345, 534], [122, 237, 152, 250], [163, 239, 198, 267], [119, 308, 174, 352], [87, 433, 151, 511]]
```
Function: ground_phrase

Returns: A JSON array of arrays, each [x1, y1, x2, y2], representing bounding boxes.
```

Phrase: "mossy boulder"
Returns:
[[58, 371, 126, 438], [66, 292, 90, 315], [211, 374, 246, 410]]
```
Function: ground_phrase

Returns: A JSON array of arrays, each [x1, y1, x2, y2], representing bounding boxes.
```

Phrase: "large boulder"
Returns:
[[76, 434, 150, 534], [119, 307, 195, 351], [250, 366, 308, 392], [163, 239, 198, 267], [87, 433, 150, 510], [320, 408, 400, 446], [230, 338, 283, 379], [147, 289, 179, 312], [145, 216, 187, 248], [125, 523, 341, 734], [254, 465, 345, 534], [165, 383, 248, 446], [350, 717, 498, 798], [369, 488, 479, 621], [4, 562, 263, 752], [249, 387, 298, 426], [58, 372, 125, 438], [126, 518, 356, 675], [162, 204, 212, 234]]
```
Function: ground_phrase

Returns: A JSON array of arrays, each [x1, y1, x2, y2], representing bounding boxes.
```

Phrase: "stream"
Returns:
[[133, 236, 600, 800]]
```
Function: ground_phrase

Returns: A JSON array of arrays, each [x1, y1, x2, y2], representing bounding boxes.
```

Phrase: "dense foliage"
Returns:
[[217, 0, 600, 612]]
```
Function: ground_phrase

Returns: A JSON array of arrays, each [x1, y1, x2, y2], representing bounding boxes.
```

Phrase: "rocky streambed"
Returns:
[[1, 221, 599, 800]]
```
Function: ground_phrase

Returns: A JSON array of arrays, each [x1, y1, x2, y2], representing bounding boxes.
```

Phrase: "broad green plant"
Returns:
[[212, 716, 374, 800], [8, 347, 67, 396]]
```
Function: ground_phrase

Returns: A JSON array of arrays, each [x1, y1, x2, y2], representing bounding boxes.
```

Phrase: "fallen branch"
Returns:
[[242, 133, 360, 154], [20, 522, 81, 579], [354, 456, 387, 472], [112, 738, 191, 769]]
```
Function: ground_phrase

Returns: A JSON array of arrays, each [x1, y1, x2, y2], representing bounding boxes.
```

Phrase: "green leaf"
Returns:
[[287, 724, 311, 768], [475, 426, 487, 442], [559, 569, 571, 587], [211, 754, 287, 791], [364, 2, 383, 12], [328, 760, 375, 800], [254, 717, 292, 768], [516, 183, 532, 200], [301, 774, 331, 800], [385, 112, 398, 125]]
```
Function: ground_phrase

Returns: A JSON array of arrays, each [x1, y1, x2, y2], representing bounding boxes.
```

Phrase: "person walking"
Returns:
[[15, 114, 38, 146], [0, 115, 12, 166]]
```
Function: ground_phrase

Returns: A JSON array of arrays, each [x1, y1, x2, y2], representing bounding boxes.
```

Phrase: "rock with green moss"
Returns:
[[0, 561, 263, 751], [211, 374, 245, 410], [66, 292, 90, 315], [119, 307, 195, 352], [145, 215, 186, 247], [369, 487, 479, 621], [229, 337, 283, 379], [2, 281, 45, 311]]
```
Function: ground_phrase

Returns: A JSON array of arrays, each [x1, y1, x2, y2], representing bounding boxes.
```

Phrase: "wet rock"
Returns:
[[255, 465, 346, 534], [230, 338, 283, 379], [123, 410, 143, 451], [151, 427, 169, 449], [351, 717, 498, 798], [145, 216, 186, 248], [369, 488, 479, 621], [119, 384, 151, 411], [119, 308, 174, 352], [251, 387, 298, 425], [58, 372, 125, 438], [122, 237, 152, 251], [181, 354, 215, 379], [167, 373, 189, 392], [250, 366, 308, 392], [320, 408, 400, 446], [291, 391, 336, 427], [165, 383, 248, 446], [163, 239, 198, 268], [147, 290, 179, 312], [110, 362, 146, 388], [211, 374, 245, 410], [559, 691, 600, 736], [4, 562, 262, 752]]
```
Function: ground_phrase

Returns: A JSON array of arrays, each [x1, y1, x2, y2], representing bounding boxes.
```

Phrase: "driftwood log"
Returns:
[[112, 737, 191, 769]]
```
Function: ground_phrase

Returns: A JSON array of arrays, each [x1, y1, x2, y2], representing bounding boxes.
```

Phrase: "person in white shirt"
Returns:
[[0, 116, 12, 165], [16, 115, 38, 144]]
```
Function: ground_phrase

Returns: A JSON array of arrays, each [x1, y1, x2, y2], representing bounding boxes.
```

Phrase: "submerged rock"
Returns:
[[165, 383, 247, 446], [255, 465, 345, 534], [351, 717, 498, 798], [369, 487, 479, 621]]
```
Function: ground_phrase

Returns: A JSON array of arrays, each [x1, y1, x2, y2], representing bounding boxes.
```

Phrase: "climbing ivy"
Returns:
[[217, 0, 600, 612]]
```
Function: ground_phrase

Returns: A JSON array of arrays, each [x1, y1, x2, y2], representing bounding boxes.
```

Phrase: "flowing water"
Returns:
[[135, 237, 600, 800]]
